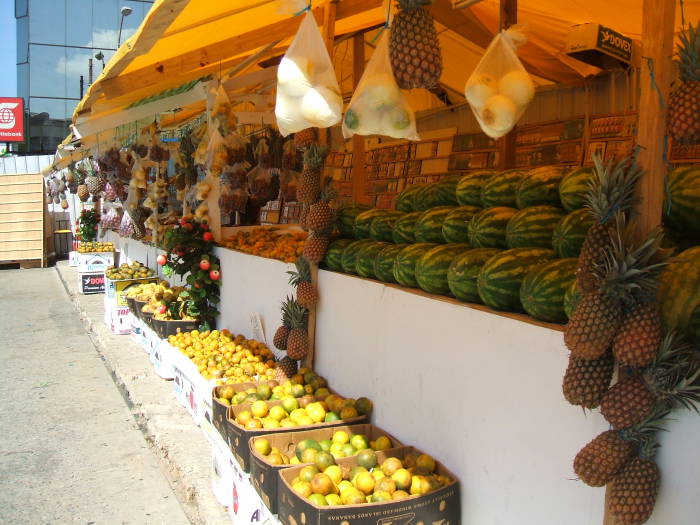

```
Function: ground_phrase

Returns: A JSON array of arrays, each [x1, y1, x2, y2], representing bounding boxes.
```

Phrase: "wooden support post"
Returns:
[[498, 0, 517, 169], [303, 0, 338, 371], [352, 33, 367, 203]]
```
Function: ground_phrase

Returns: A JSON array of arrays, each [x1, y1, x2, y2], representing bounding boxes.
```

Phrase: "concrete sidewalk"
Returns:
[[0, 263, 230, 524]]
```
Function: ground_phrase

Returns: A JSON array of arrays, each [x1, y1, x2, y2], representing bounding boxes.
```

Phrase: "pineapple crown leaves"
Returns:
[[618, 405, 671, 456], [319, 181, 338, 203], [287, 257, 312, 287], [397, 0, 433, 9], [286, 296, 309, 330], [280, 295, 296, 328], [585, 153, 642, 225], [675, 21, 700, 82], [303, 143, 329, 171]]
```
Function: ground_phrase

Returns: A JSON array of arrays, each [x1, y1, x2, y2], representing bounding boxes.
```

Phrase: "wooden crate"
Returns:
[[0, 173, 46, 267]]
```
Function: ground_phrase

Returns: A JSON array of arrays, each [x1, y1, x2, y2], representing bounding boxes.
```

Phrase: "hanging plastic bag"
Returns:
[[205, 127, 228, 176], [464, 26, 534, 139], [343, 32, 419, 141], [275, 0, 308, 15], [275, 12, 343, 136]]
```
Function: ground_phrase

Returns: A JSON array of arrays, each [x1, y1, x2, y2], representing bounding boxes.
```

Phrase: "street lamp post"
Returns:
[[117, 6, 133, 46]]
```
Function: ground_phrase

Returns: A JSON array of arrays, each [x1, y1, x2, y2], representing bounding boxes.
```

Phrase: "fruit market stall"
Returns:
[[44, 0, 700, 524]]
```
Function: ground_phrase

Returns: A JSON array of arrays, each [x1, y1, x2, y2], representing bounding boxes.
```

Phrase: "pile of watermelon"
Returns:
[[324, 164, 700, 329]]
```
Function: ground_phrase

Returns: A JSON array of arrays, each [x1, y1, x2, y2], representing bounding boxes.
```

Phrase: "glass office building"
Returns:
[[15, 0, 153, 154]]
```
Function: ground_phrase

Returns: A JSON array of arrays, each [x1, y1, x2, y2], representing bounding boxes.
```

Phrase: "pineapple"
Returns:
[[74, 167, 89, 202], [273, 296, 295, 350], [286, 299, 309, 360], [668, 22, 700, 144], [303, 233, 329, 264], [275, 355, 298, 382], [86, 174, 105, 196], [288, 257, 318, 309], [389, 0, 442, 90], [577, 153, 641, 293], [294, 128, 317, 151], [613, 302, 663, 367], [306, 184, 336, 233], [562, 350, 615, 409], [601, 332, 700, 429], [297, 144, 327, 204], [608, 436, 661, 525], [573, 430, 634, 487]]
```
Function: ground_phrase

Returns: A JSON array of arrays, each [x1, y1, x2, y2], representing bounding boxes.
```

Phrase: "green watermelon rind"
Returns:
[[552, 209, 595, 258], [336, 204, 371, 238], [393, 243, 438, 288], [392, 211, 422, 244], [396, 185, 423, 212], [559, 167, 595, 212], [563, 280, 580, 320], [369, 212, 404, 242], [355, 242, 389, 279], [323, 239, 354, 271], [664, 166, 700, 235], [414, 206, 456, 243], [519, 258, 578, 323], [468, 206, 518, 248], [505, 205, 565, 249], [340, 239, 375, 274], [447, 248, 501, 303], [480, 169, 527, 208], [456, 170, 495, 206], [477, 248, 555, 312], [515, 166, 566, 209], [374, 244, 407, 283], [415, 243, 471, 295], [434, 176, 462, 206], [413, 183, 441, 211], [354, 209, 389, 239], [442, 205, 482, 244], [658, 246, 700, 341]]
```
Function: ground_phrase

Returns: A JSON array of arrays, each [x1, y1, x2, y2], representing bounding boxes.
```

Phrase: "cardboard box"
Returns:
[[277, 448, 461, 525], [564, 23, 634, 69], [228, 459, 269, 525], [77, 271, 105, 294], [151, 339, 176, 380], [172, 349, 219, 426], [68, 250, 80, 267], [249, 424, 404, 514], [212, 426, 237, 508], [225, 403, 368, 473], [105, 276, 159, 307], [105, 305, 131, 335], [212, 383, 266, 447], [76, 252, 114, 273], [141, 324, 158, 355]]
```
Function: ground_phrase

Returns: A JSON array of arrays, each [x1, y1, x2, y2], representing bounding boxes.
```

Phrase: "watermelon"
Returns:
[[356, 242, 389, 279], [413, 183, 441, 211], [477, 248, 555, 311], [516, 166, 566, 208], [393, 243, 438, 288], [563, 280, 580, 320], [369, 211, 404, 242], [414, 206, 456, 243], [396, 184, 423, 212], [392, 212, 422, 244], [664, 166, 700, 235], [468, 206, 518, 248], [323, 239, 353, 271], [481, 169, 527, 208], [415, 243, 471, 295], [442, 205, 482, 243], [559, 167, 595, 212], [505, 205, 565, 249], [552, 209, 595, 258], [336, 204, 371, 237], [374, 244, 407, 283], [447, 248, 501, 302], [354, 209, 389, 239], [434, 176, 461, 205], [658, 247, 700, 343], [341, 239, 374, 274], [519, 258, 578, 323], [456, 170, 495, 206]]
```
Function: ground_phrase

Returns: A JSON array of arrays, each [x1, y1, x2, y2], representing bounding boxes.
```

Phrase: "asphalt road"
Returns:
[[0, 268, 190, 525]]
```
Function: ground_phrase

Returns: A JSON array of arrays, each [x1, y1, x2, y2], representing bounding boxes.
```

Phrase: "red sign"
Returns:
[[0, 98, 24, 142]]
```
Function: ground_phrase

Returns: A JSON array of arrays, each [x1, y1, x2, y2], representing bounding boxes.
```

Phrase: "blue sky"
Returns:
[[0, 0, 17, 97]]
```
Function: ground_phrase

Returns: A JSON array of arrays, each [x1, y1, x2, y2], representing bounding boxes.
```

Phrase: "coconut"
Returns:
[[481, 95, 517, 134], [277, 57, 313, 97], [498, 70, 535, 107], [301, 86, 342, 127], [465, 73, 498, 110], [360, 73, 401, 111]]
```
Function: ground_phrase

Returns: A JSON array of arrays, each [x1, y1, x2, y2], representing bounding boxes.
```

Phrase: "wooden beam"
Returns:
[[498, 0, 517, 169], [351, 33, 367, 204], [633, 0, 675, 237], [98, 0, 381, 102]]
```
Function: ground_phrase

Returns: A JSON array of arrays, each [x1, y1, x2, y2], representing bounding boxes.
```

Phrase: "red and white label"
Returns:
[[0, 98, 24, 142]]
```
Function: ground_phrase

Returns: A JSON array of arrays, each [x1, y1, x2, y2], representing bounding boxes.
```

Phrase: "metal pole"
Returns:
[[80, 75, 84, 98], [88, 59, 93, 85]]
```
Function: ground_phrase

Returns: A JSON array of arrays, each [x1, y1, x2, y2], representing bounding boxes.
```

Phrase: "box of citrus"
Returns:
[[249, 424, 403, 514], [277, 447, 460, 525], [105, 276, 158, 306]]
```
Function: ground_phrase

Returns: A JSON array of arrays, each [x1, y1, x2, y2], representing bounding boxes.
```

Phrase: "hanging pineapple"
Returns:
[[286, 299, 310, 360], [389, 0, 443, 90], [306, 184, 336, 233], [668, 22, 700, 144], [275, 355, 299, 382], [297, 143, 327, 204], [303, 233, 330, 264], [273, 296, 295, 351], [294, 128, 317, 151], [75, 167, 89, 202], [562, 350, 615, 409], [288, 257, 318, 309]]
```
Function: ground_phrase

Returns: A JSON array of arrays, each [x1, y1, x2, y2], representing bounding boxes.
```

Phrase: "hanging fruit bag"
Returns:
[[275, 12, 343, 136], [464, 27, 535, 138], [343, 32, 419, 140]]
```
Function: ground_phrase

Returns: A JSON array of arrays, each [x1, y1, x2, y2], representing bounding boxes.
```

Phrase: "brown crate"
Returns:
[[277, 447, 461, 525], [225, 402, 367, 472], [212, 382, 259, 446], [249, 424, 404, 514]]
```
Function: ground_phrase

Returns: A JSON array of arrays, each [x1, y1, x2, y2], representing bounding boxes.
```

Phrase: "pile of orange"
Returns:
[[224, 227, 307, 263]]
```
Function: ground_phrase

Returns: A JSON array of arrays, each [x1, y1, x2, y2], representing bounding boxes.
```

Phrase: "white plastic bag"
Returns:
[[343, 32, 419, 140], [275, 12, 343, 136], [464, 27, 534, 138]]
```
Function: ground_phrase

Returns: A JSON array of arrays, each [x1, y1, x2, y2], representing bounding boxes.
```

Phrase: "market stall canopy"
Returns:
[[70, 0, 700, 147]]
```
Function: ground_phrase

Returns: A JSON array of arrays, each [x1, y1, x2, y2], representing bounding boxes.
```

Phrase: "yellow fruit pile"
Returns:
[[289, 451, 450, 506], [126, 281, 193, 320], [168, 330, 277, 382], [78, 241, 113, 253], [253, 429, 393, 467], [106, 261, 155, 280]]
